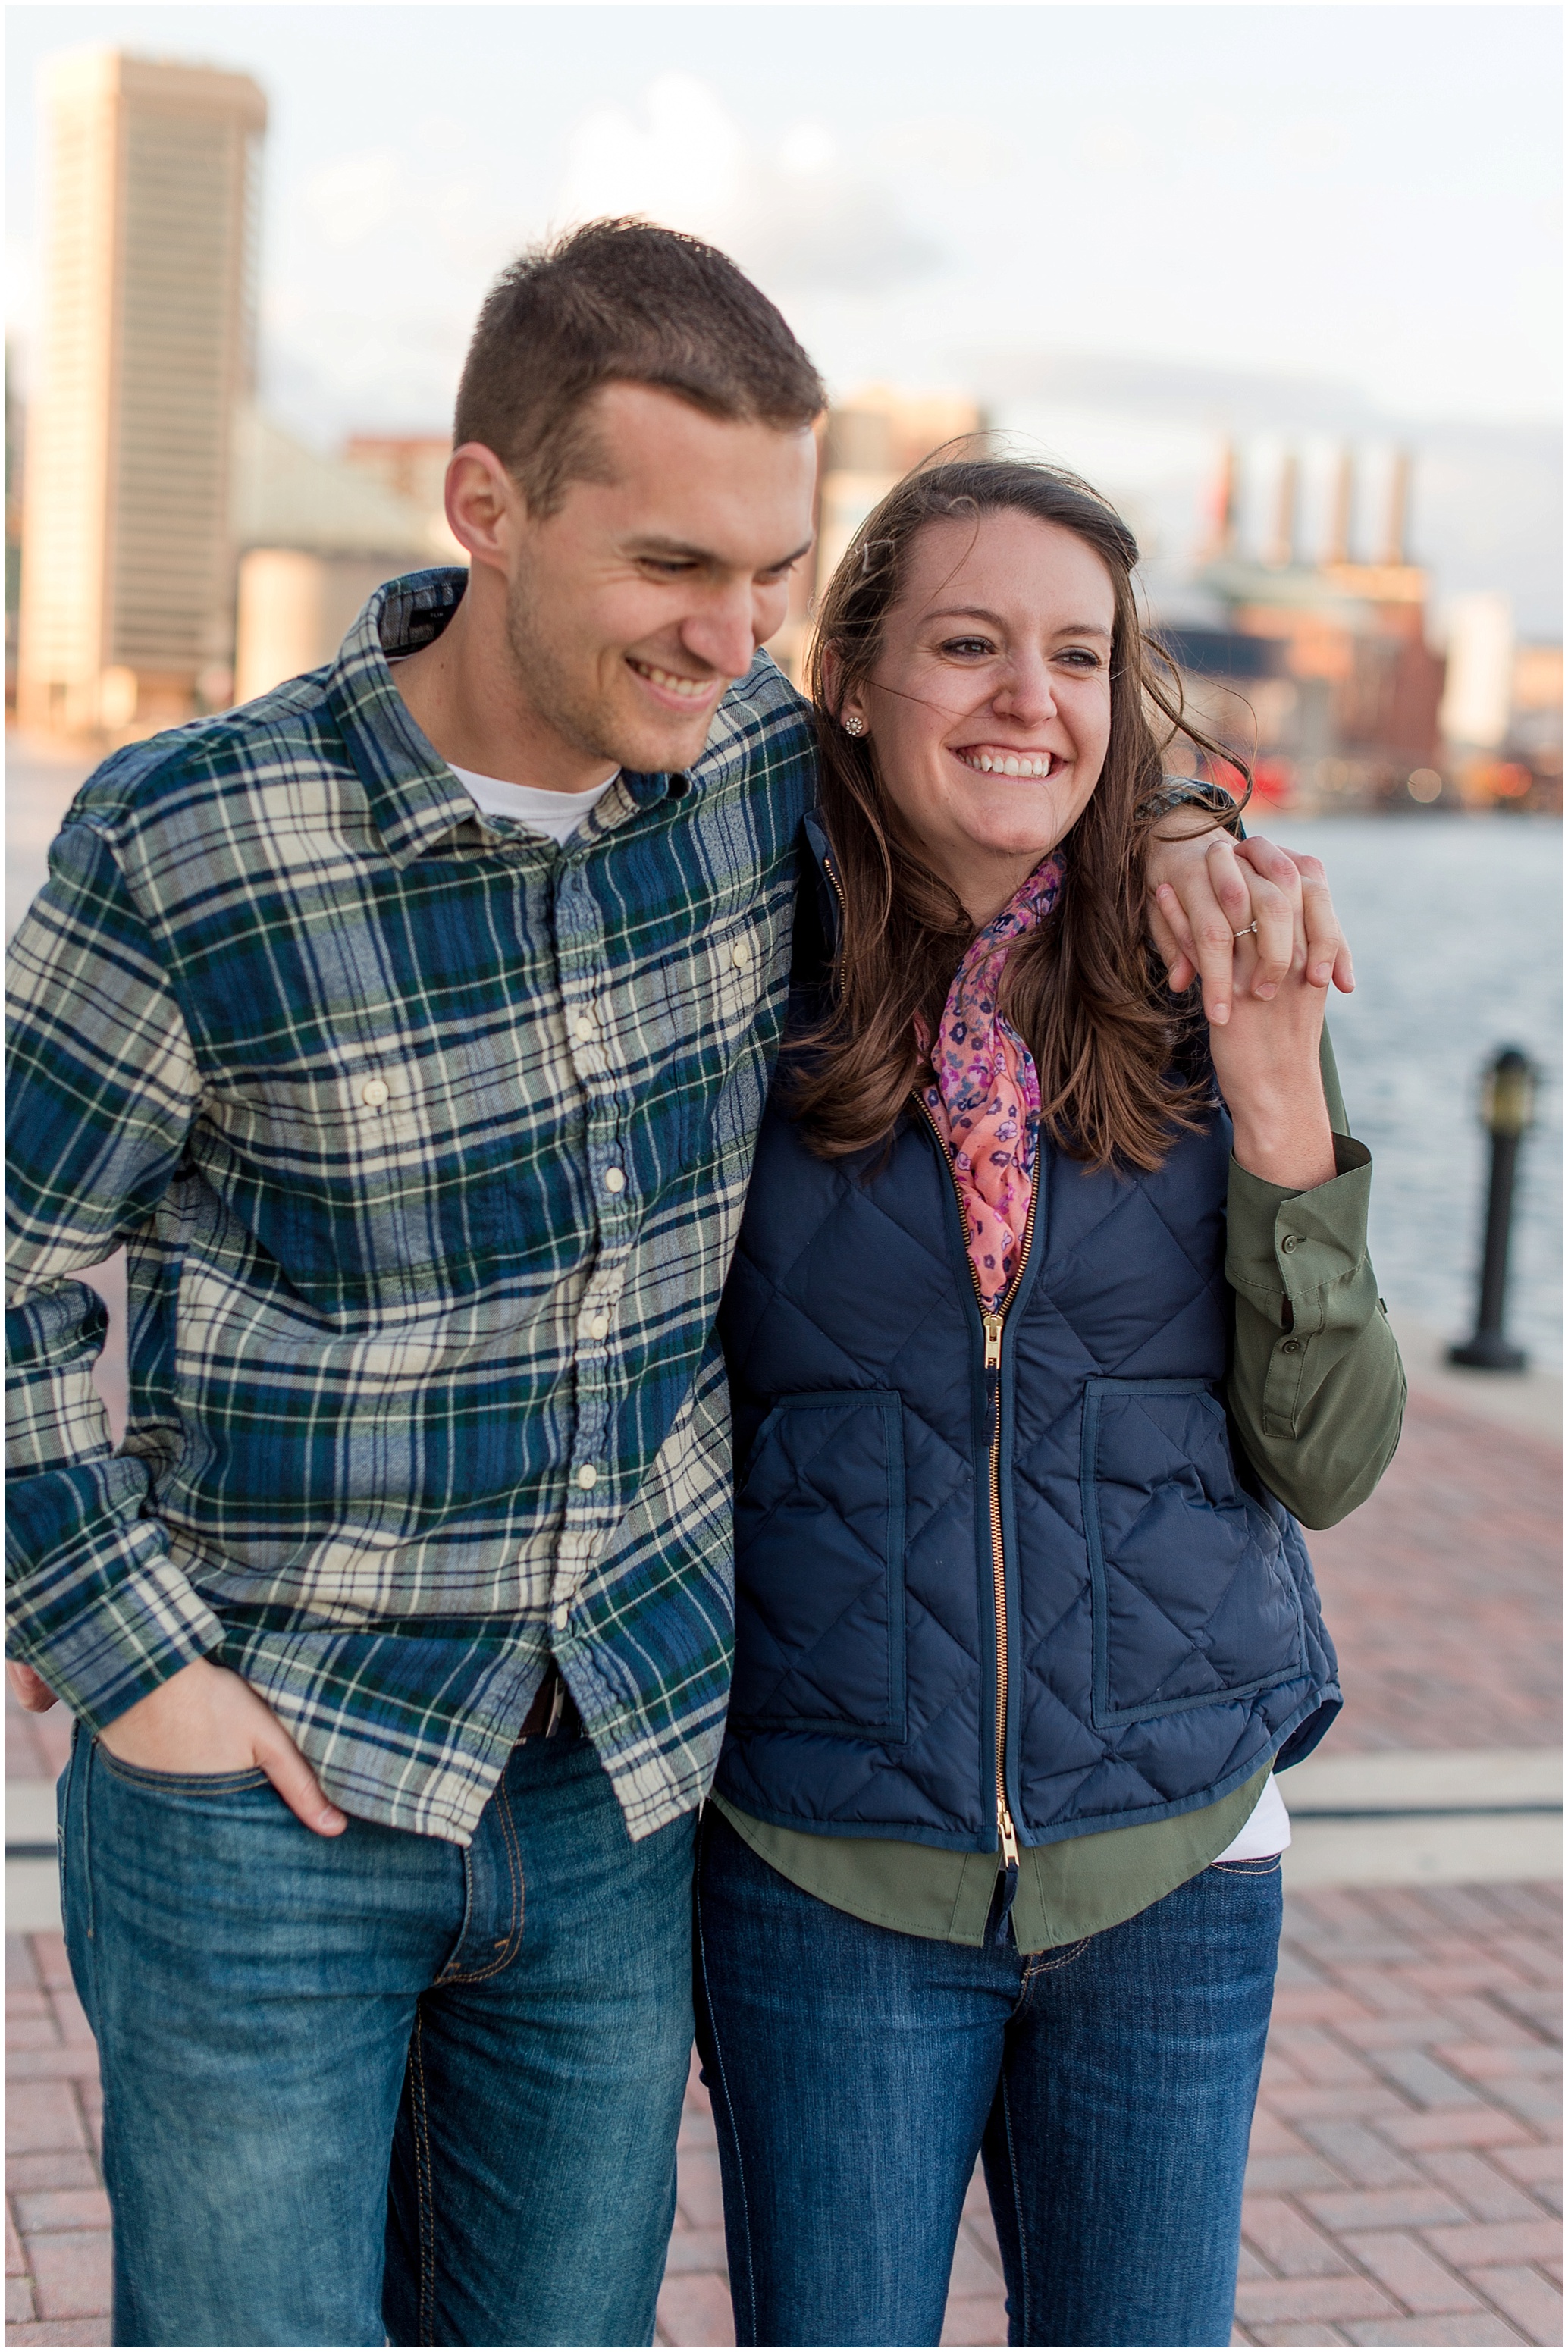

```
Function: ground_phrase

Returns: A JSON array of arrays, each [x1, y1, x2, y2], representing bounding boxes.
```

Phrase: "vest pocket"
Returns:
[[731, 1390, 907, 1741], [1080, 1377, 1304, 1728]]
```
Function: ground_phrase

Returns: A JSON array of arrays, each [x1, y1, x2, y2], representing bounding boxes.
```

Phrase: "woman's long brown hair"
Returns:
[[791, 456, 1250, 1174]]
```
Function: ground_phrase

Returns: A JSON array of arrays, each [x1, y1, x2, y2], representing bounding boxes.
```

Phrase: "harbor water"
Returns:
[[1283, 815, 1562, 1369]]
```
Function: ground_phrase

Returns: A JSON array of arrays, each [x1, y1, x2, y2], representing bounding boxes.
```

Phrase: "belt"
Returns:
[[517, 1666, 582, 1743]]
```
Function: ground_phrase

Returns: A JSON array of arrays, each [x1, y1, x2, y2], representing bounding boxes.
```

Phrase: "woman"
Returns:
[[695, 459, 1404, 2349]]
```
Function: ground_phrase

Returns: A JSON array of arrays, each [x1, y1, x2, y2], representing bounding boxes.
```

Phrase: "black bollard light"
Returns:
[[1449, 1046, 1536, 1372]]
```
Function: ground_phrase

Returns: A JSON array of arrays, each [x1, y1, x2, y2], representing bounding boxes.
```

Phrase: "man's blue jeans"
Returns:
[[694, 1805, 1281, 2349], [59, 1724, 695, 2347]]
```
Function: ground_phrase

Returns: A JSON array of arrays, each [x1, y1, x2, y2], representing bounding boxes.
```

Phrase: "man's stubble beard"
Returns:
[[503, 563, 626, 770], [503, 563, 706, 779]]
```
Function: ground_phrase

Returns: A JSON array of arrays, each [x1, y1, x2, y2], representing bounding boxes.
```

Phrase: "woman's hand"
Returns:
[[1146, 826, 1353, 1027], [1162, 855, 1337, 1191]]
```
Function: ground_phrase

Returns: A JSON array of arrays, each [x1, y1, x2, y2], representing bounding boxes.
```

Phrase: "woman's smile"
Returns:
[[951, 746, 1060, 778]]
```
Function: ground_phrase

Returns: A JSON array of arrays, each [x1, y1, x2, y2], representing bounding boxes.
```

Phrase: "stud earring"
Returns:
[[843, 714, 867, 738]]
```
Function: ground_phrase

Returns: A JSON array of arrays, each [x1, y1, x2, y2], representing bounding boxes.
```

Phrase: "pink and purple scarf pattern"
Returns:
[[917, 857, 1064, 1310]]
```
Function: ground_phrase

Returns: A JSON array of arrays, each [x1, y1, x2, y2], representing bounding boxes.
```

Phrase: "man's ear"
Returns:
[[444, 443, 521, 575]]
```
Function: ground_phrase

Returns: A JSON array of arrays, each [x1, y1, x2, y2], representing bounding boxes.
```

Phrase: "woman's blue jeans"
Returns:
[[693, 1805, 1281, 2349], [58, 1724, 695, 2348]]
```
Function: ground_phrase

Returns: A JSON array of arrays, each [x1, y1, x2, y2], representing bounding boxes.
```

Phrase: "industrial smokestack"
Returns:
[[1383, 450, 1411, 566], [1268, 451, 1299, 569], [1326, 447, 1354, 566], [1207, 441, 1239, 557]]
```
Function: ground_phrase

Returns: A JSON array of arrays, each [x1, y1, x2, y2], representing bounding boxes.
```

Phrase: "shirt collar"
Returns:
[[325, 567, 729, 866]]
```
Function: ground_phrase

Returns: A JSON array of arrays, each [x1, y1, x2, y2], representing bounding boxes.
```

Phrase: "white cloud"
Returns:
[[554, 73, 936, 298], [1074, 119, 1146, 174], [867, 116, 1022, 187], [303, 149, 402, 252]]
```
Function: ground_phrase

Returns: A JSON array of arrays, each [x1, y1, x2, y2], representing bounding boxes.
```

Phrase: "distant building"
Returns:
[[1447, 640, 1563, 814], [1170, 445, 1447, 808], [5, 353, 23, 710], [1439, 594, 1514, 751], [342, 435, 453, 517], [1504, 640, 1563, 812], [17, 51, 268, 738], [230, 411, 455, 703], [816, 389, 984, 580], [1510, 643, 1563, 764], [769, 387, 983, 685]]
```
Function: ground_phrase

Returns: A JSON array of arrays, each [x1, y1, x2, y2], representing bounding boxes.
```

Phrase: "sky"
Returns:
[[6, 2, 1563, 623]]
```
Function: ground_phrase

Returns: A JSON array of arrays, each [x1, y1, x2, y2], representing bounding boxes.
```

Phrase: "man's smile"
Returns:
[[627, 655, 727, 708]]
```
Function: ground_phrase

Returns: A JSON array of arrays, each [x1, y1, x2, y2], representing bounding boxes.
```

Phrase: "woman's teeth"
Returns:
[[957, 751, 1055, 778], [631, 660, 714, 701]]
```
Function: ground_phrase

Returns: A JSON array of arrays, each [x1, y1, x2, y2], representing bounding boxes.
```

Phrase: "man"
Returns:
[[7, 219, 1347, 2347]]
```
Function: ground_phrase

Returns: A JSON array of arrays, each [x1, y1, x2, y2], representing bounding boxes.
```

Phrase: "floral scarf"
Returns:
[[917, 856, 1064, 1310]]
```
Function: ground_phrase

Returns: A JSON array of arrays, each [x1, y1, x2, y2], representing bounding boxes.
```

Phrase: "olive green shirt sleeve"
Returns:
[[1225, 1027, 1406, 1529]]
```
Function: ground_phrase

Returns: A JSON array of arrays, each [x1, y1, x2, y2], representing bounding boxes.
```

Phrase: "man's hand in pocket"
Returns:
[[96, 1657, 347, 1836]]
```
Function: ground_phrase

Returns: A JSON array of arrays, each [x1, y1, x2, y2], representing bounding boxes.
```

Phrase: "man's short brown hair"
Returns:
[[454, 218, 826, 514]]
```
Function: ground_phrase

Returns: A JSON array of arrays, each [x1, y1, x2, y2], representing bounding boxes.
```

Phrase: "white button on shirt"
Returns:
[[576, 1464, 597, 1490], [588, 1313, 610, 1341], [603, 1168, 626, 1194], [360, 1078, 389, 1108]]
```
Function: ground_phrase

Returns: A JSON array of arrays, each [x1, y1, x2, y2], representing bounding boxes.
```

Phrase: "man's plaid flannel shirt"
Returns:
[[6, 571, 817, 1843]]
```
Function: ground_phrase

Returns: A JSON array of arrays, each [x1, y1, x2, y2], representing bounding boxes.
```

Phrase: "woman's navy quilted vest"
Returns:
[[713, 821, 1340, 1854]]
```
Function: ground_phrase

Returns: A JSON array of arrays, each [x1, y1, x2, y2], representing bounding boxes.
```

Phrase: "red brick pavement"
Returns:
[[7, 1883, 1557, 2349], [6, 1932, 109, 2347], [1303, 1386, 1560, 1752]]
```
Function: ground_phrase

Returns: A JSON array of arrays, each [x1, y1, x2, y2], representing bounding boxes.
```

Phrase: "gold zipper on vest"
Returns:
[[915, 1094, 1039, 1868], [823, 840, 1034, 1868], [821, 850, 848, 993]]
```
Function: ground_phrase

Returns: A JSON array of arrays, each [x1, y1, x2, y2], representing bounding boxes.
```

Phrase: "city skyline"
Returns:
[[5, 7, 1561, 765], [8, 5, 1560, 435]]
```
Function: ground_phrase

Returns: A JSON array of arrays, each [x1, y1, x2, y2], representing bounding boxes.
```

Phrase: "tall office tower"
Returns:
[[17, 50, 266, 736]]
